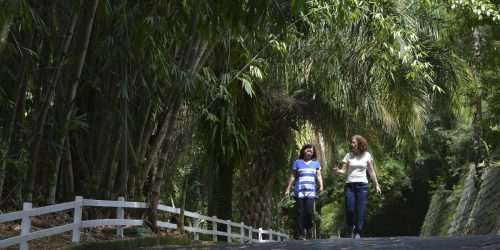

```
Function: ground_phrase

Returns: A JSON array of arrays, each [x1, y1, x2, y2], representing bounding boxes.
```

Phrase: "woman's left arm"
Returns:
[[367, 161, 382, 195], [316, 169, 324, 193]]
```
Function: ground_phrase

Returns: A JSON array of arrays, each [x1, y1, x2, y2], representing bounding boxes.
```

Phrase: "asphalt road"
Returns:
[[147, 235, 500, 249]]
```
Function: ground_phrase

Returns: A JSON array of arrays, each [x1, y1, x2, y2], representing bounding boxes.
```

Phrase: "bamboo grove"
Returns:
[[0, 0, 498, 236]]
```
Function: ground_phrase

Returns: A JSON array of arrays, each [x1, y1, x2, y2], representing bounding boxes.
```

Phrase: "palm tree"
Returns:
[[236, 0, 471, 233]]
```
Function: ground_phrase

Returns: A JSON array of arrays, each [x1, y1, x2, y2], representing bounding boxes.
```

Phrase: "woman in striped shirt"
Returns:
[[285, 144, 324, 240]]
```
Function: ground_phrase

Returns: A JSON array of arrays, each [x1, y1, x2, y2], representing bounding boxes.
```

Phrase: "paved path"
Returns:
[[147, 235, 500, 249]]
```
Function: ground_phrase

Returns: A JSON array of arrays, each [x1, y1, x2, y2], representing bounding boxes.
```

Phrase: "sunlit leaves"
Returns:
[[280, 0, 469, 156], [270, 38, 288, 54], [450, 0, 500, 21], [238, 77, 255, 98], [249, 65, 264, 80]]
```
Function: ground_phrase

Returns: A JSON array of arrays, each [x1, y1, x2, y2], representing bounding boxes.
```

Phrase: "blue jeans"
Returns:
[[344, 182, 368, 237]]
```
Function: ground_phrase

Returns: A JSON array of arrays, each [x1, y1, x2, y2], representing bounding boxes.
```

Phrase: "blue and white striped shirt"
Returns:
[[293, 159, 321, 198]]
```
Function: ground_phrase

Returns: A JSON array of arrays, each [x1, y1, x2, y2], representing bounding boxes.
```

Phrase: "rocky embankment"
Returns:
[[421, 163, 500, 236]]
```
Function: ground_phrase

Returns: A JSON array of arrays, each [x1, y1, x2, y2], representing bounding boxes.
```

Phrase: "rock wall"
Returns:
[[422, 163, 500, 236], [447, 165, 480, 235], [420, 189, 453, 236], [450, 163, 500, 235]]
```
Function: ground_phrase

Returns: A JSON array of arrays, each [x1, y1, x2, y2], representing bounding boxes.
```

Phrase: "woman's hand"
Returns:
[[375, 185, 382, 195], [284, 188, 290, 197], [333, 167, 343, 174], [334, 163, 348, 174]]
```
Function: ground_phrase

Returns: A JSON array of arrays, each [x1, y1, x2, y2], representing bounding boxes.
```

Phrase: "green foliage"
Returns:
[[278, 195, 295, 210], [376, 157, 412, 199], [320, 200, 347, 237], [283, 0, 464, 158], [1, 0, 497, 239], [450, 0, 500, 21], [479, 25, 500, 161], [413, 115, 473, 189]]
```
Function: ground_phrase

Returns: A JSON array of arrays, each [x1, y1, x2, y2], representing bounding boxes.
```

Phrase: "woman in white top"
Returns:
[[334, 135, 381, 238]]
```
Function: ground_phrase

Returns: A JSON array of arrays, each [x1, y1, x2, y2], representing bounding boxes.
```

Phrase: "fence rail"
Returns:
[[0, 196, 289, 249]]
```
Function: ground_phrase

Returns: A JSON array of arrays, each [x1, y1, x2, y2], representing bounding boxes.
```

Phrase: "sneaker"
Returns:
[[354, 233, 361, 238], [306, 228, 313, 239], [298, 236, 306, 240], [346, 227, 355, 238]]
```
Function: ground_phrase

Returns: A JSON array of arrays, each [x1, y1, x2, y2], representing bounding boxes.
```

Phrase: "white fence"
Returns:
[[0, 196, 289, 249]]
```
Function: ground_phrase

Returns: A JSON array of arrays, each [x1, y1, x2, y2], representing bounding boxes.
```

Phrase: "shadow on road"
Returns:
[[146, 235, 500, 249]]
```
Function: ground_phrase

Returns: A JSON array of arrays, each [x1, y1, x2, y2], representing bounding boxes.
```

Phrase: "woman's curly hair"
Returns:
[[352, 135, 368, 153]]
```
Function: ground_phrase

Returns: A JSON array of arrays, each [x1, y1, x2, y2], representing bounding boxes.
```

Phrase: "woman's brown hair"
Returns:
[[352, 135, 368, 153]]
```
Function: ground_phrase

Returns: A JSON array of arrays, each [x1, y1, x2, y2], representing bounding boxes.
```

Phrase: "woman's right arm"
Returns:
[[284, 172, 297, 196], [333, 162, 348, 174]]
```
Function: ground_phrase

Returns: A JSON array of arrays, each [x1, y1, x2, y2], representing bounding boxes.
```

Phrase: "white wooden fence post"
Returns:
[[116, 197, 124, 237], [212, 216, 217, 242], [248, 227, 252, 242], [258, 227, 263, 242], [277, 233, 281, 241], [269, 229, 273, 242], [239, 222, 244, 243], [20, 202, 32, 250], [193, 219, 200, 240], [72, 196, 83, 242], [226, 220, 232, 243]]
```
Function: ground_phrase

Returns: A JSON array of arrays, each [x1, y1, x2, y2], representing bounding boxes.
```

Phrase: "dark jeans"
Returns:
[[345, 182, 368, 237], [294, 197, 314, 237]]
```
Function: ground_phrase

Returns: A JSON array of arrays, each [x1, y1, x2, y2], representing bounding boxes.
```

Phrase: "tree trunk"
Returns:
[[207, 165, 214, 217], [120, 94, 129, 197], [9, 78, 28, 203], [25, 3, 79, 202], [470, 27, 483, 187], [46, 0, 99, 204], [115, 67, 138, 198], [90, 111, 118, 198], [127, 99, 151, 198], [242, 158, 274, 230], [107, 129, 122, 198], [0, 34, 31, 200], [214, 161, 234, 241], [135, 111, 172, 200], [145, 98, 182, 231], [179, 174, 189, 232], [144, 34, 209, 227], [63, 137, 74, 200], [0, 0, 17, 59], [142, 5, 211, 225], [246, 185, 273, 229]]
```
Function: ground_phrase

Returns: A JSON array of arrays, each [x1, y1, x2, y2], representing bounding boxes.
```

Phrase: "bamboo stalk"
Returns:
[[25, 3, 79, 202], [46, 0, 100, 204]]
